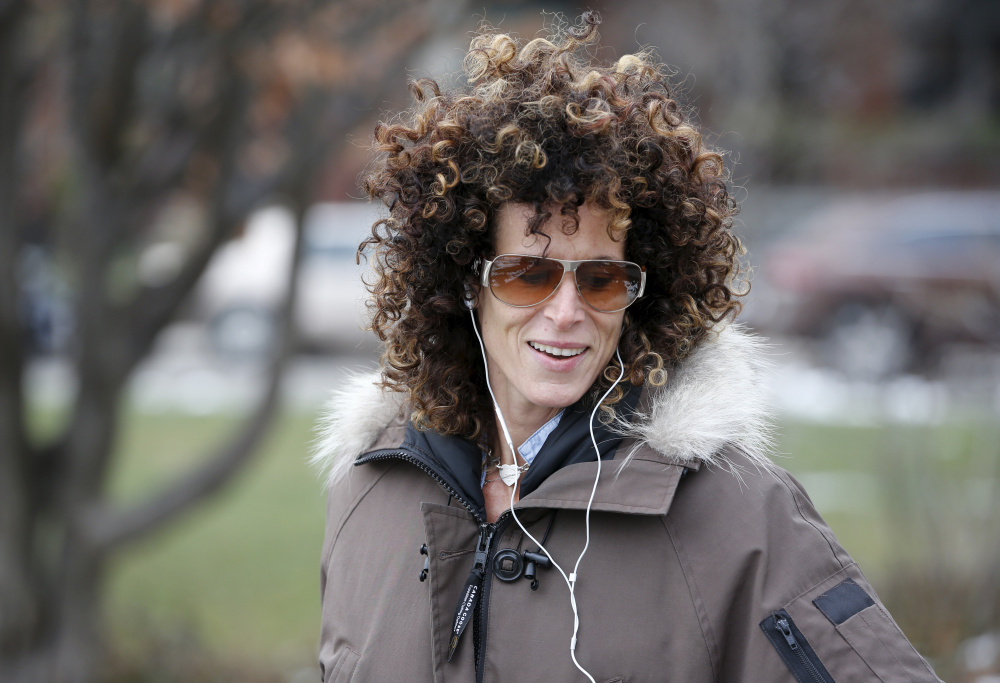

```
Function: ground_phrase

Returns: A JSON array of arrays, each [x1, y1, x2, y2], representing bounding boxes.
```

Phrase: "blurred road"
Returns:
[[26, 322, 377, 417], [26, 322, 1000, 422], [765, 335, 1000, 425]]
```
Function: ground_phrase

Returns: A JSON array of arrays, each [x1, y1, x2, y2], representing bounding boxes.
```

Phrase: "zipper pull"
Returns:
[[446, 524, 496, 662], [472, 524, 495, 573], [777, 617, 799, 651]]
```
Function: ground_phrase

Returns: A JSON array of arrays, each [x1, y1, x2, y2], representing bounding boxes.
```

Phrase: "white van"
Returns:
[[197, 202, 383, 358]]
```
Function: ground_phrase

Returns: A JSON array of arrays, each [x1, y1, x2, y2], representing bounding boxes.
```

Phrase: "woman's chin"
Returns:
[[520, 379, 593, 412]]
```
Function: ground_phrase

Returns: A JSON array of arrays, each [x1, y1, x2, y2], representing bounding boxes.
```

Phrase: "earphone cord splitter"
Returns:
[[470, 309, 625, 683]]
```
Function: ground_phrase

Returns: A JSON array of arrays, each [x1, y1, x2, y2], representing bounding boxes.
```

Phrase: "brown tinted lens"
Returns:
[[488, 255, 563, 306], [575, 261, 643, 312]]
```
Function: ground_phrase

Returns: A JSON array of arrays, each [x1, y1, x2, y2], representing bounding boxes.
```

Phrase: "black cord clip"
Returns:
[[523, 550, 551, 590]]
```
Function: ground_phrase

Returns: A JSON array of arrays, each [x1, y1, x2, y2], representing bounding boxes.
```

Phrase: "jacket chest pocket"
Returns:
[[760, 575, 941, 683], [322, 646, 360, 683]]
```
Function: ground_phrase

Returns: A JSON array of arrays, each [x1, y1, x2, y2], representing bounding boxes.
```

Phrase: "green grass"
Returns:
[[102, 408, 998, 675], [106, 409, 326, 673]]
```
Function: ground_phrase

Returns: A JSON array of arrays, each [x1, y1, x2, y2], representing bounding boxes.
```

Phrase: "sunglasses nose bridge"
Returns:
[[562, 260, 588, 303], [545, 259, 606, 311], [541, 261, 589, 325]]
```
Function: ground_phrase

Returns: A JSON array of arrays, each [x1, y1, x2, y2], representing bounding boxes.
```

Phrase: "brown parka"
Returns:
[[313, 327, 942, 683]]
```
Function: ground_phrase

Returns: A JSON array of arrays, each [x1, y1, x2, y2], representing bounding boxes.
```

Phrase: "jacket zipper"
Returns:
[[355, 449, 484, 523], [776, 617, 825, 683], [474, 512, 512, 683], [356, 448, 515, 681], [762, 610, 833, 683]]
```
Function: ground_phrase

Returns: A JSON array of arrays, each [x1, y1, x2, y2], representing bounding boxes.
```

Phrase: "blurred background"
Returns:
[[1, 0, 998, 681]]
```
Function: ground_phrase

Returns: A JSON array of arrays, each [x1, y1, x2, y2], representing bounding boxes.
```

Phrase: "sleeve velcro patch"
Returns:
[[813, 578, 876, 625]]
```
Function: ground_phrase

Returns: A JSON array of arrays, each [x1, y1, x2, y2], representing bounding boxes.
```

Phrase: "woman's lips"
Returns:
[[528, 341, 586, 357], [527, 341, 589, 371]]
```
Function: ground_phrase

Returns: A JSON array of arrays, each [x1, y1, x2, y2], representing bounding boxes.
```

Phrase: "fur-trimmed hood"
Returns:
[[311, 324, 774, 488]]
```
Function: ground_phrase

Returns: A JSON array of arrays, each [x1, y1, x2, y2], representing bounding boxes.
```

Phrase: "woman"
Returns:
[[313, 13, 941, 683]]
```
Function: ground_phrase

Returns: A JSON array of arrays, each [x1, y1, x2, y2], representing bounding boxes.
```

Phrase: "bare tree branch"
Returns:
[[78, 1, 149, 174], [56, 7, 258, 501], [121, 65, 256, 371], [0, 0, 27, 454], [86, 201, 306, 552], [121, 1, 443, 370], [85, 371, 283, 551]]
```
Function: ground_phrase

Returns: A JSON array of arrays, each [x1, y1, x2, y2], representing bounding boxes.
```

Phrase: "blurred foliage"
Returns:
[[874, 422, 1000, 680], [536, 0, 1000, 189]]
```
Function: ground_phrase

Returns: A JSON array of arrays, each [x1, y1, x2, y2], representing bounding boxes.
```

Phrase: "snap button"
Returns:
[[492, 549, 524, 582]]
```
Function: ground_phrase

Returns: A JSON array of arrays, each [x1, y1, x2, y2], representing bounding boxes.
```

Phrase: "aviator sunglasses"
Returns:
[[479, 254, 647, 313]]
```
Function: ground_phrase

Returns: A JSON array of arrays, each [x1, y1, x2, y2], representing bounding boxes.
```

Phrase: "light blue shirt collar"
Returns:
[[518, 409, 565, 466]]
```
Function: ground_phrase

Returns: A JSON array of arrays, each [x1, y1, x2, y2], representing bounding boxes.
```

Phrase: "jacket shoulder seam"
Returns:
[[774, 469, 852, 571]]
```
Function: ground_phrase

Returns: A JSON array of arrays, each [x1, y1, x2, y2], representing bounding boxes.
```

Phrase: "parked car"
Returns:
[[195, 202, 383, 358], [748, 192, 1000, 378]]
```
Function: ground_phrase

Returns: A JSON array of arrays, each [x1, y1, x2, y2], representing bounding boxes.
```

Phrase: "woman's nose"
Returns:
[[543, 272, 586, 328]]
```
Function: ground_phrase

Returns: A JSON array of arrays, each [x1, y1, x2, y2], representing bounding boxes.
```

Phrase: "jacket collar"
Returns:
[[515, 442, 694, 516], [311, 324, 774, 494], [352, 386, 645, 522]]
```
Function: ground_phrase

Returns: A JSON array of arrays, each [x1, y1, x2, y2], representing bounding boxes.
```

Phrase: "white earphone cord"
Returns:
[[469, 309, 625, 683]]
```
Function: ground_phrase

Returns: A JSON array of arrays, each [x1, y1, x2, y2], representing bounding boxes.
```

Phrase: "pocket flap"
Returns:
[[836, 603, 939, 683]]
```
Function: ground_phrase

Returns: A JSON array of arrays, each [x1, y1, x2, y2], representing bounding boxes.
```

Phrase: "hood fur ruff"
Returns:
[[311, 324, 775, 488]]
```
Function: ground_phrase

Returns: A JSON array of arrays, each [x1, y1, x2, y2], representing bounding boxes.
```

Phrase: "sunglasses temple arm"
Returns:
[[478, 258, 492, 288]]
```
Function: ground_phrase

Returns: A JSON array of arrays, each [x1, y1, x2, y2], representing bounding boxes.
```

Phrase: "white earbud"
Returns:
[[468, 307, 625, 683]]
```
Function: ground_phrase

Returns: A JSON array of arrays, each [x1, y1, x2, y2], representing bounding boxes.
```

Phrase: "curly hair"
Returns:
[[360, 12, 745, 444]]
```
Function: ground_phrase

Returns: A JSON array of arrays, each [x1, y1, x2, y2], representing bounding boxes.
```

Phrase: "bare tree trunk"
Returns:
[[0, 1, 43, 678]]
